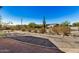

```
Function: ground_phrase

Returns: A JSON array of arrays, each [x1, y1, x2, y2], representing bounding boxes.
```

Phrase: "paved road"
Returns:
[[0, 38, 63, 53], [0, 32, 64, 53]]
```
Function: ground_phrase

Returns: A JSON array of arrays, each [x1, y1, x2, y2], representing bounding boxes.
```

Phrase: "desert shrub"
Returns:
[[47, 27, 55, 35], [39, 27, 46, 34], [33, 29, 37, 33], [28, 29, 31, 32], [15, 25, 21, 30], [52, 24, 60, 35], [10, 26, 16, 31], [5, 26, 11, 30], [52, 25, 71, 36], [21, 28, 26, 31], [21, 26, 27, 31], [11, 27, 15, 31], [61, 26, 71, 36]]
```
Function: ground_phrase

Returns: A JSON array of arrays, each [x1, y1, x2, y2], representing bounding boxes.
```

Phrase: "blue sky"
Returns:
[[0, 6, 79, 25]]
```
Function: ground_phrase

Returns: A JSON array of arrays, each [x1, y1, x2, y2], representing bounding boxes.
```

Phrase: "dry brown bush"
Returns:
[[39, 27, 46, 34], [52, 25, 71, 36]]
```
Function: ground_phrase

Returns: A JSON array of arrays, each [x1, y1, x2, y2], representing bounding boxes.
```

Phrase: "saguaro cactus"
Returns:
[[42, 16, 46, 33]]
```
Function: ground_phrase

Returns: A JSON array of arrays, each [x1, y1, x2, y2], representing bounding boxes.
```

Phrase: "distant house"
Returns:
[[47, 24, 55, 28], [70, 27, 79, 31], [70, 27, 79, 36]]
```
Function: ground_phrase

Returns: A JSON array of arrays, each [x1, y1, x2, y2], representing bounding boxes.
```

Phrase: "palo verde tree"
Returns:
[[28, 22, 36, 28], [61, 21, 70, 26], [61, 21, 71, 36], [27, 22, 37, 32]]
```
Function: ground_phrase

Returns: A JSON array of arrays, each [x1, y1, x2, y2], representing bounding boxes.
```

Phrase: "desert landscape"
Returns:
[[0, 30, 79, 53], [0, 32, 64, 53], [0, 6, 79, 53]]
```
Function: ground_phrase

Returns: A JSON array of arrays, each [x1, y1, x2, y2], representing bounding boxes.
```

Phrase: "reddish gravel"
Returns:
[[0, 38, 64, 53]]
